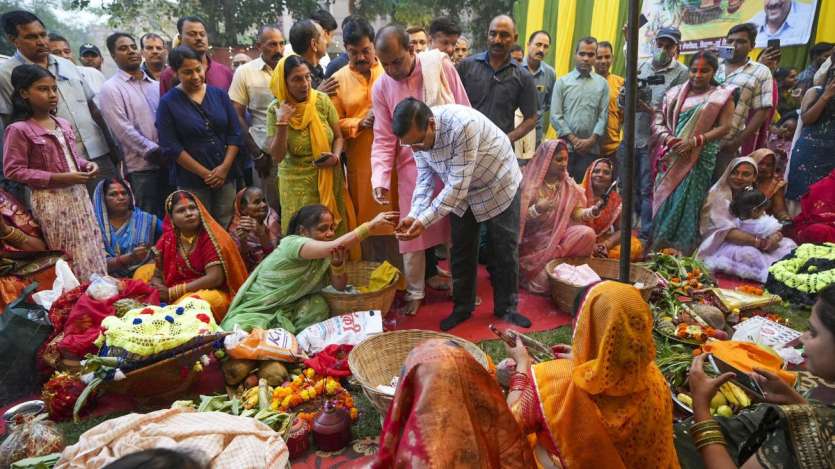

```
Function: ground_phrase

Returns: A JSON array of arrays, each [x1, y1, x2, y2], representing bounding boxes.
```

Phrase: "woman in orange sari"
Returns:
[[139, 191, 247, 321], [580, 158, 643, 261], [506, 281, 680, 468], [749, 149, 791, 222]]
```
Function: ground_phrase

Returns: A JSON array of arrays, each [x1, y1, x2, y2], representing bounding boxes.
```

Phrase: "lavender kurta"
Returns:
[[370, 55, 470, 253]]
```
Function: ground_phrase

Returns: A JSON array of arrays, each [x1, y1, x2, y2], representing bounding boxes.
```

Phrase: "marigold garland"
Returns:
[[768, 243, 835, 294], [270, 367, 358, 422]]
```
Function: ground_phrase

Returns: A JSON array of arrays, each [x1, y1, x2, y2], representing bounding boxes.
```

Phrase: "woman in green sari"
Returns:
[[221, 205, 397, 333], [267, 54, 357, 241], [678, 284, 835, 468], [652, 51, 735, 254]]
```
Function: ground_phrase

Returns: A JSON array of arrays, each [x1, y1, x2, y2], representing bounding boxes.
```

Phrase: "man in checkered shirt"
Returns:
[[391, 98, 529, 331], [715, 22, 775, 180]]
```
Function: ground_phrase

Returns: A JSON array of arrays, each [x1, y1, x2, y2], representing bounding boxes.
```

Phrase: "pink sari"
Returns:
[[519, 140, 595, 293]]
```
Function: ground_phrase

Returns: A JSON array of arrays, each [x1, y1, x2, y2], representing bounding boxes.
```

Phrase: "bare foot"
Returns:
[[402, 298, 421, 316], [426, 275, 451, 291]]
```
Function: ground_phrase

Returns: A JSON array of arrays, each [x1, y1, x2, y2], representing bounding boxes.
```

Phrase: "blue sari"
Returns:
[[93, 180, 162, 276]]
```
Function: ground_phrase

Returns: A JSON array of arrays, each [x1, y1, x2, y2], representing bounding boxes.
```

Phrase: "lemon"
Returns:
[[710, 392, 727, 410], [716, 405, 733, 417]]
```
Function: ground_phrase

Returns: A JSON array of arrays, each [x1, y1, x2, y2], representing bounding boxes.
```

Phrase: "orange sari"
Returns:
[[373, 339, 534, 468], [528, 281, 680, 468]]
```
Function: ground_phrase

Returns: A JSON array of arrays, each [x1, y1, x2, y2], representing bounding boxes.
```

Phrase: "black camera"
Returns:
[[618, 74, 665, 109]]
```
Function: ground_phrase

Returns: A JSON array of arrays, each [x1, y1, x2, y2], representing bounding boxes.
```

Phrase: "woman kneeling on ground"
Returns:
[[580, 158, 643, 260], [518, 140, 596, 294], [221, 205, 397, 334], [680, 284, 835, 468], [136, 191, 247, 322], [373, 281, 680, 468]]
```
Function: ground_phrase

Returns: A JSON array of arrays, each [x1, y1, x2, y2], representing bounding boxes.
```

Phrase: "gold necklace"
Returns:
[[179, 233, 197, 246]]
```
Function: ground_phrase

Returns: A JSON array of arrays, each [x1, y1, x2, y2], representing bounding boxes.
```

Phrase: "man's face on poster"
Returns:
[[764, 0, 791, 25]]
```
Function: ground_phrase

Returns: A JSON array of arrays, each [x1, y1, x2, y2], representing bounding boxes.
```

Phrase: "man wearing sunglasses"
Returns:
[[229, 25, 285, 210]]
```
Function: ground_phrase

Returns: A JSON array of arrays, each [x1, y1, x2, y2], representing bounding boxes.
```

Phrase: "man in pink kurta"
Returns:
[[371, 26, 471, 314]]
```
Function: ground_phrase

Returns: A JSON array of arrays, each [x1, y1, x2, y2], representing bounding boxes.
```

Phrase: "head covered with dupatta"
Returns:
[[268, 54, 356, 232], [698, 156, 758, 257], [93, 178, 159, 257], [532, 281, 680, 469], [373, 339, 534, 468], [160, 191, 248, 301], [581, 158, 621, 236]]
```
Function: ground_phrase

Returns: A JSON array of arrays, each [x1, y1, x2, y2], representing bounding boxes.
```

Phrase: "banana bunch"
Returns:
[[675, 382, 751, 418], [242, 386, 260, 409]]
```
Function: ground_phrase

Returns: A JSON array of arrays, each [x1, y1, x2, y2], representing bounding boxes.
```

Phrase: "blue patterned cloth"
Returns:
[[93, 180, 162, 261]]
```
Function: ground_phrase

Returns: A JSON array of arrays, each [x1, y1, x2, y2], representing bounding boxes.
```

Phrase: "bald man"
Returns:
[[370, 25, 471, 315], [456, 15, 537, 150]]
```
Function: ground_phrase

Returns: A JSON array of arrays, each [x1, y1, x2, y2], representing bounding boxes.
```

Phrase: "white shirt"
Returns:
[[409, 104, 522, 227], [748, 0, 815, 48], [79, 66, 106, 105], [228, 57, 274, 151]]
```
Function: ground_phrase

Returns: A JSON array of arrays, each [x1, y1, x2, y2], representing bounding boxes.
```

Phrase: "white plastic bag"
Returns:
[[551, 263, 601, 287], [85, 274, 120, 301], [296, 310, 383, 354], [31, 260, 79, 310]]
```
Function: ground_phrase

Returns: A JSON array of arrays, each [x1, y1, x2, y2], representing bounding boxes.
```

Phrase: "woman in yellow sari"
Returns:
[[506, 281, 680, 468], [267, 55, 357, 250]]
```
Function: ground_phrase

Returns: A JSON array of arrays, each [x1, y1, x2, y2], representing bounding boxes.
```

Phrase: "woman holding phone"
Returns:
[[267, 55, 357, 246]]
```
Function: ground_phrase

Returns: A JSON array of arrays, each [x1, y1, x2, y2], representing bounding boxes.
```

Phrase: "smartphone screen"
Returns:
[[718, 46, 735, 60], [767, 38, 781, 50], [638, 14, 648, 28], [707, 354, 764, 398]]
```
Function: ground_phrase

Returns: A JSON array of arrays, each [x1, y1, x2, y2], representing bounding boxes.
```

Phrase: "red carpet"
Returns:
[[388, 264, 573, 342]]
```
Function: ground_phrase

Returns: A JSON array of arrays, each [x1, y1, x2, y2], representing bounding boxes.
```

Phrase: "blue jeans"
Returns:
[[617, 144, 654, 242]]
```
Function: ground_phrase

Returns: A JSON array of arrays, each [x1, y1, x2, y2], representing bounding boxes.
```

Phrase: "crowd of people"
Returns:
[[0, 5, 833, 469], [0, 8, 834, 331]]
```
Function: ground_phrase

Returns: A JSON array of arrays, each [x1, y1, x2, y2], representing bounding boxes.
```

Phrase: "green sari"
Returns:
[[267, 93, 351, 235], [652, 112, 718, 253], [221, 235, 331, 334]]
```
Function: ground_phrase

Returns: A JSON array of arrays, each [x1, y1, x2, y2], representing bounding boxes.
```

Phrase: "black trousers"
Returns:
[[450, 189, 521, 316]]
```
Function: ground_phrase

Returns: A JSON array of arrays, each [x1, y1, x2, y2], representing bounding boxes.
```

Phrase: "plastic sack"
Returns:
[[31, 260, 79, 310], [296, 310, 382, 354], [0, 414, 65, 469], [84, 274, 120, 301], [551, 263, 601, 287], [224, 327, 307, 362]]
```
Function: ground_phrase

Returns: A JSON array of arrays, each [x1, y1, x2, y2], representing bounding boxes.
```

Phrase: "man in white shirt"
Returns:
[[748, 0, 815, 48], [393, 98, 529, 331], [229, 25, 285, 210]]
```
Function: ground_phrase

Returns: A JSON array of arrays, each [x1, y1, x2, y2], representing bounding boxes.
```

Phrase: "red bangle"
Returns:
[[510, 371, 530, 392]]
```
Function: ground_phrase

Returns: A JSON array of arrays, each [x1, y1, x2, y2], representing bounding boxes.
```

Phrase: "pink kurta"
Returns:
[[370, 55, 470, 253]]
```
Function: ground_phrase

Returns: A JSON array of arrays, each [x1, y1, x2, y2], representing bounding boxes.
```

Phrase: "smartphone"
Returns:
[[767, 38, 781, 50], [313, 155, 331, 165], [717, 46, 735, 60], [638, 13, 648, 28], [707, 354, 765, 399]]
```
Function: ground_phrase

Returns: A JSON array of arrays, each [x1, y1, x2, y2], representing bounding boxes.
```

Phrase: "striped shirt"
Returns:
[[717, 59, 774, 144], [409, 104, 522, 227]]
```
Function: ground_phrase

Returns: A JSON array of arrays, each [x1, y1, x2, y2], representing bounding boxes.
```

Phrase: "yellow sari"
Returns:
[[531, 281, 680, 468]]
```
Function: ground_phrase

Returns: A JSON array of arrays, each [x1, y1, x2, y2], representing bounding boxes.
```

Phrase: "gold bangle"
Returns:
[[354, 222, 371, 241], [690, 419, 721, 434], [9, 228, 27, 245], [0, 227, 17, 241], [694, 434, 727, 450]]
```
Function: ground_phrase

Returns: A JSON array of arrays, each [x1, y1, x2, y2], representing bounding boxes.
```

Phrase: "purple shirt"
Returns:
[[3, 117, 91, 189], [98, 69, 160, 174], [159, 56, 233, 96]]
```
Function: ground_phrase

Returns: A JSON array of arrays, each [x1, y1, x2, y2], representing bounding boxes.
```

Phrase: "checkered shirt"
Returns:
[[408, 104, 522, 227]]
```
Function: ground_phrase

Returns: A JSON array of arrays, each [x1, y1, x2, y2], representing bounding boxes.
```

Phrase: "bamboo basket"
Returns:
[[348, 330, 489, 416], [321, 261, 399, 315], [545, 257, 658, 314]]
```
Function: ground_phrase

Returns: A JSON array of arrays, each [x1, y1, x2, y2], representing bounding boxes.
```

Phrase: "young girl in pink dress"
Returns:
[[700, 188, 796, 283]]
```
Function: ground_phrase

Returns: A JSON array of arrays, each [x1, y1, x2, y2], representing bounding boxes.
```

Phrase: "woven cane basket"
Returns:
[[320, 261, 399, 315], [348, 330, 489, 416], [545, 257, 658, 314]]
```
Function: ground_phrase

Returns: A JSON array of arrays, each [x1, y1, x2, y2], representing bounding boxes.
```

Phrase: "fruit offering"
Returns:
[[675, 381, 753, 417]]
